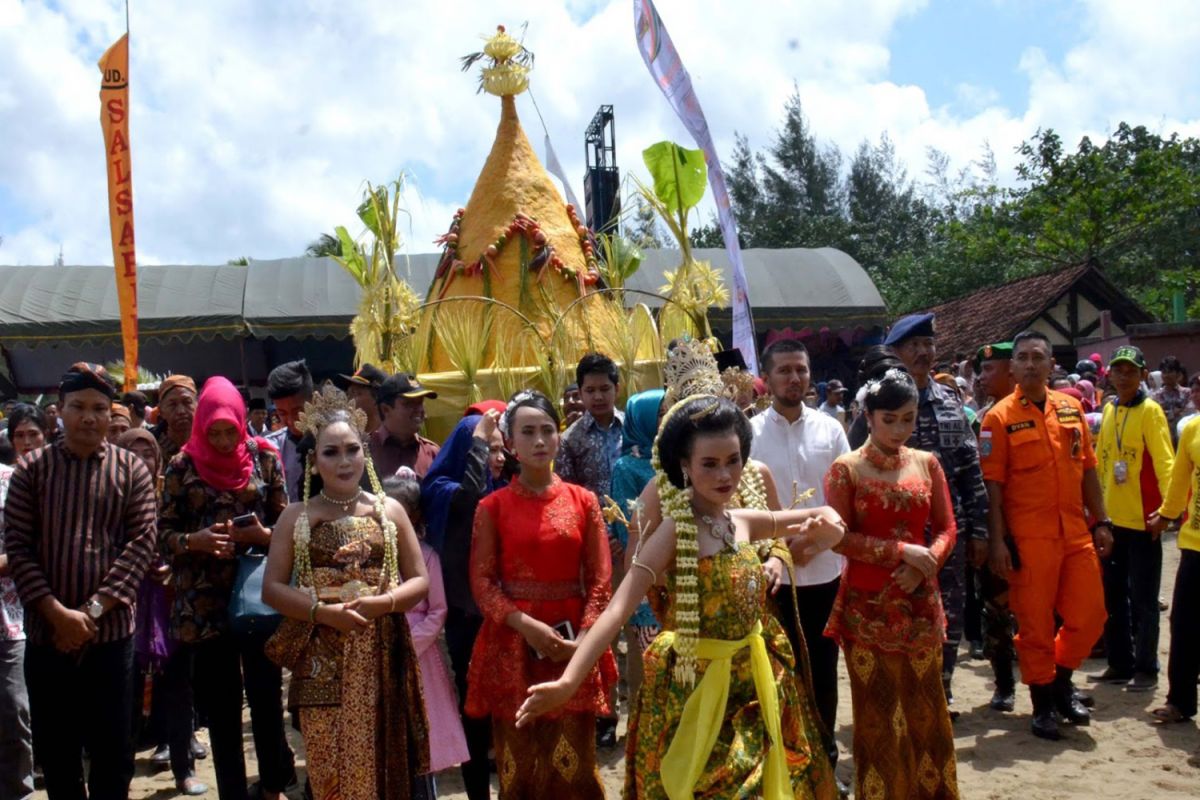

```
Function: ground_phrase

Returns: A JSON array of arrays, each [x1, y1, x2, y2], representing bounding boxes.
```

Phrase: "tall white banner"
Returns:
[[633, 0, 758, 372]]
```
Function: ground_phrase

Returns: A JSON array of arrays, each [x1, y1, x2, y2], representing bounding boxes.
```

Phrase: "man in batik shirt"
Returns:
[[554, 352, 624, 748]]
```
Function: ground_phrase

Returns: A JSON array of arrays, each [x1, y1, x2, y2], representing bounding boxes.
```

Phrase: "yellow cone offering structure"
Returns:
[[419, 26, 602, 373]]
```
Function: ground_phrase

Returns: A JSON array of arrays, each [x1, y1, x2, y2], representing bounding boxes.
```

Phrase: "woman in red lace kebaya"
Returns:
[[466, 390, 617, 799], [824, 370, 960, 799]]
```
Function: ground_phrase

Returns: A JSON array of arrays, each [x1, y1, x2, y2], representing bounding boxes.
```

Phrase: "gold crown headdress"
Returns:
[[298, 385, 369, 438], [721, 366, 757, 403], [664, 337, 725, 405]]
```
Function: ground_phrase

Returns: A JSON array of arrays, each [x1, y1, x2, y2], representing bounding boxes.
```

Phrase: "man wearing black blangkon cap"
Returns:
[[4, 363, 159, 799]]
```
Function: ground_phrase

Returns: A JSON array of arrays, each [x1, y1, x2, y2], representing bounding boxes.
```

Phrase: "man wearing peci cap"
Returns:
[[1091, 346, 1174, 692], [885, 312, 989, 715], [337, 363, 389, 435], [370, 374, 440, 480], [247, 397, 270, 438], [4, 363, 159, 798]]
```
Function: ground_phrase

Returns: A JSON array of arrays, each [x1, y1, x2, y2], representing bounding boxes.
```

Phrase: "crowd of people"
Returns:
[[0, 315, 1196, 800]]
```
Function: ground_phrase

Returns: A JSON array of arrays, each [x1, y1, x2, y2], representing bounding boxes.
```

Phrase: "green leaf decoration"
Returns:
[[642, 141, 707, 216]]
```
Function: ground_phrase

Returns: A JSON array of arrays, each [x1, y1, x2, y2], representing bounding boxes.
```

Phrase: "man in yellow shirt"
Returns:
[[1092, 346, 1174, 693], [1148, 414, 1200, 723]]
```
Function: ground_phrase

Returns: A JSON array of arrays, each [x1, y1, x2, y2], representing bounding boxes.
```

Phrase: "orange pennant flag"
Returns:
[[99, 33, 139, 391]]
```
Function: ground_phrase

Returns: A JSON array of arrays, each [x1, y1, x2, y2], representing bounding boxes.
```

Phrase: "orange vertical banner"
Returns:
[[99, 33, 139, 391]]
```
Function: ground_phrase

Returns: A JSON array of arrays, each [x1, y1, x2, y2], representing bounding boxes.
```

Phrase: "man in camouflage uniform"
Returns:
[[885, 313, 989, 714], [971, 341, 1020, 711]]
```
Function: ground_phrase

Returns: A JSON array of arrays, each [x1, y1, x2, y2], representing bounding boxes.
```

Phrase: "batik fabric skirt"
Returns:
[[298, 620, 429, 800], [491, 713, 604, 800], [843, 640, 959, 800]]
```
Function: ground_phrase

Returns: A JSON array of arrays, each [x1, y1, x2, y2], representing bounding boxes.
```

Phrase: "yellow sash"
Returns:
[[659, 620, 790, 800]]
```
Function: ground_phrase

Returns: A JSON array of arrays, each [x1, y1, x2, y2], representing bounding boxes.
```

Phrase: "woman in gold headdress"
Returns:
[[518, 393, 845, 799], [262, 387, 431, 800]]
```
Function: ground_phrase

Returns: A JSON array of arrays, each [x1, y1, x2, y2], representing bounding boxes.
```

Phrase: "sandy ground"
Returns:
[[35, 533, 1200, 799]]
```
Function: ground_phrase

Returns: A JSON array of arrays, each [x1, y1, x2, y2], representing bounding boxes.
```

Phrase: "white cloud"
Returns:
[[0, 0, 1198, 274]]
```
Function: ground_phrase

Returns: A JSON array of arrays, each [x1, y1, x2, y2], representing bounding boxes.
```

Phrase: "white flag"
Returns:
[[544, 135, 583, 214], [633, 0, 758, 373]]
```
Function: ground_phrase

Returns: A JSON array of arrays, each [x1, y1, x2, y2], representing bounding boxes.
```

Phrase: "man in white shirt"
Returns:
[[749, 338, 849, 773]]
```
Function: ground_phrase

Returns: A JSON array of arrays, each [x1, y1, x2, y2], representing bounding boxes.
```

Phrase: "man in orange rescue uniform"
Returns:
[[980, 330, 1113, 740]]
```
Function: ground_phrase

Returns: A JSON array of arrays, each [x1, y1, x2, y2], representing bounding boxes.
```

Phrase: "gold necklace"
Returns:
[[699, 511, 737, 551], [320, 489, 362, 511]]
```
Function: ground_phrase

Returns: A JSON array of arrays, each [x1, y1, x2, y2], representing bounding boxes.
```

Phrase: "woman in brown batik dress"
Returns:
[[262, 386, 430, 800]]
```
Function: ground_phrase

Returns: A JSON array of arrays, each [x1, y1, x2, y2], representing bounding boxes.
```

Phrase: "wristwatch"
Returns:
[[1090, 518, 1114, 534], [85, 598, 104, 620]]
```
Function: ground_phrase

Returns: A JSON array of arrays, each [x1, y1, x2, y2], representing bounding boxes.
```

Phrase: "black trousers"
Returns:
[[1101, 527, 1163, 676], [964, 562, 984, 644], [938, 535, 968, 682], [1167, 548, 1200, 717], [131, 665, 171, 747], [26, 636, 136, 800], [446, 607, 492, 800], [774, 578, 840, 769], [163, 632, 295, 798]]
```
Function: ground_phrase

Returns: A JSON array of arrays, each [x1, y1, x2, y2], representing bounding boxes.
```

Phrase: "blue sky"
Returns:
[[890, 0, 1082, 114], [1, 0, 1198, 267]]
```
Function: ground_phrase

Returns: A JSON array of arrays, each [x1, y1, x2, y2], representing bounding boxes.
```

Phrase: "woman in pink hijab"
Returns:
[[158, 377, 296, 799]]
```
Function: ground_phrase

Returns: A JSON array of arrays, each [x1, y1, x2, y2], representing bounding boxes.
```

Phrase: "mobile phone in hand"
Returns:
[[231, 513, 258, 528]]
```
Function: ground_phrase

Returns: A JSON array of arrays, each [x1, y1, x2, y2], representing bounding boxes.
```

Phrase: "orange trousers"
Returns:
[[1006, 536, 1107, 686]]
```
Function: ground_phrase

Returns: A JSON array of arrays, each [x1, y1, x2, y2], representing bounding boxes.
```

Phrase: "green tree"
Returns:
[[844, 134, 937, 277], [628, 194, 666, 249], [758, 90, 845, 247], [920, 125, 1200, 318], [689, 222, 724, 249], [305, 232, 343, 258]]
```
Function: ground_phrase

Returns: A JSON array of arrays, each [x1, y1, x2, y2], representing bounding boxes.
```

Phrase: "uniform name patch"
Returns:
[[1056, 408, 1081, 421], [1006, 420, 1036, 433]]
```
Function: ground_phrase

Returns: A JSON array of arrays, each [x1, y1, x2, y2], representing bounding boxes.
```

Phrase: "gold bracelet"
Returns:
[[769, 511, 778, 537], [630, 558, 658, 584], [388, 593, 397, 614], [309, 600, 321, 624]]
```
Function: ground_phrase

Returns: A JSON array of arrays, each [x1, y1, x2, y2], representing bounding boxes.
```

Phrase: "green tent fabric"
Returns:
[[0, 264, 246, 347], [0, 247, 885, 347], [624, 247, 887, 326], [240, 256, 363, 340], [237, 248, 887, 338]]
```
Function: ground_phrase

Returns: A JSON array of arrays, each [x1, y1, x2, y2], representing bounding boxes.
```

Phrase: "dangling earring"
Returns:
[[310, 465, 319, 475], [683, 470, 691, 488]]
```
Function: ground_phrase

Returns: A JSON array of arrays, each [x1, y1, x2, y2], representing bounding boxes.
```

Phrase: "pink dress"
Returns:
[[406, 544, 470, 773]]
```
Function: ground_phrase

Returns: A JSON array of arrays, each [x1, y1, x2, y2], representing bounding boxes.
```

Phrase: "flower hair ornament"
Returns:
[[499, 389, 537, 438], [290, 385, 401, 603], [864, 367, 914, 398]]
